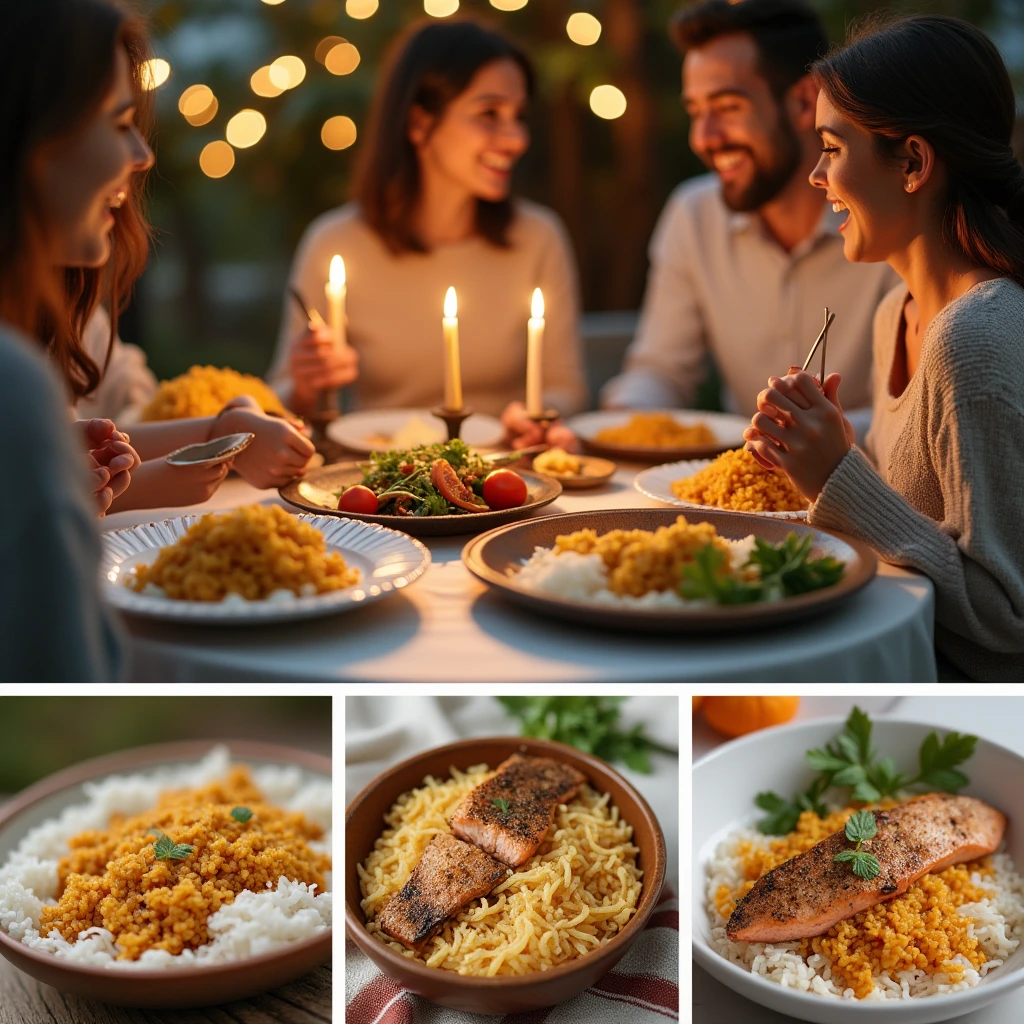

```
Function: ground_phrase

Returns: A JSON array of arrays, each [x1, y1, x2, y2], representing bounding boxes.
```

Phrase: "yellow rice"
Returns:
[[596, 412, 716, 447], [141, 365, 290, 421], [358, 765, 642, 976], [672, 447, 807, 512]]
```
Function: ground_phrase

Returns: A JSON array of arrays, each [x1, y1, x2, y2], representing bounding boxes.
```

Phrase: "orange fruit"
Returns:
[[702, 696, 800, 738]]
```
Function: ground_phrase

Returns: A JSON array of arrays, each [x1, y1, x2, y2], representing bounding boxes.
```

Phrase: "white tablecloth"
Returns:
[[102, 468, 937, 683], [692, 696, 1024, 1024]]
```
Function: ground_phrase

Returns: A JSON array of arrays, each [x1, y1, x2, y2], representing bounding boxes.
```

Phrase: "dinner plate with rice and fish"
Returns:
[[635, 447, 810, 520], [693, 709, 1024, 1024], [567, 409, 749, 462], [462, 508, 875, 633], [0, 740, 331, 1008], [100, 504, 429, 624], [346, 736, 665, 1013]]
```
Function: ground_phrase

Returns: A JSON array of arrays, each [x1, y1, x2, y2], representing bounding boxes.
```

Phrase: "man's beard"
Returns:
[[714, 116, 803, 212]]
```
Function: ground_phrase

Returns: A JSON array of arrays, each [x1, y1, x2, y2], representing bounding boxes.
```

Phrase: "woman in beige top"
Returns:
[[270, 19, 586, 448], [743, 15, 1024, 681]]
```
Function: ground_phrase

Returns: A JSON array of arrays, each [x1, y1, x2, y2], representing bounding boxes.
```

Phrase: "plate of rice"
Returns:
[[461, 508, 875, 633], [693, 716, 1024, 1024], [566, 409, 748, 462], [0, 741, 331, 1008], [635, 448, 809, 520], [100, 505, 429, 624], [326, 408, 504, 454], [346, 736, 665, 1014]]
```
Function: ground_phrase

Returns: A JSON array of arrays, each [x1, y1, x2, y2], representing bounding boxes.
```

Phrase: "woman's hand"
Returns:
[[213, 407, 316, 489], [289, 323, 359, 414], [76, 418, 141, 515], [161, 460, 232, 505], [501, 401, 580, 452], [743, 371, 853, 502]]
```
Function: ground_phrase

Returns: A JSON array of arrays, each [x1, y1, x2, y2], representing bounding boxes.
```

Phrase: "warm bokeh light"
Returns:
[[199, 141, 235, 178], [225, 109, 267, 148], [424, 0, 459, 17], [325, 42, 360, 76], [330, 255, 346, 289], [490, 0, 528, 10], [315, 36, 345, 64], [444, 286, 458, 319], [140, 58, 170, 91], [590, 84, 627, 120], [567, 12, 602, 46], [346, 0, 379, 17], [250, 66, 284, 99], [531, 287, 544, 319], [321, 115, 358, 151], [270, 55, 306, 90], [178, 85, 217, 126], [260, 0, 286, 5]]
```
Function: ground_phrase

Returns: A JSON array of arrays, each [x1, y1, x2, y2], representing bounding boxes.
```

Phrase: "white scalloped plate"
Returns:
[[634, 460, 809, 521], [100, 513, 430, 624]]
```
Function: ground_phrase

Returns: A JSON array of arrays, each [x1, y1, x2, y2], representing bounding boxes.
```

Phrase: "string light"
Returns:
[[178, 85, 218, 126], [199, 141, 235, 178], [315, 36, 345, 64], [490, 0, 528, 10], [325, 42, 360, 76], [251, 66, 284, 98], [225, 109, 267, 148], [321, 116, 358, 150], [424, 0, 459, 16], [260, 0, 286, 5], [270, 55, 306, 89], [346, 0, 378, 16], [140, 58, 170, 91], [567, 12, 602, 46], [590, 84, 627, 119]]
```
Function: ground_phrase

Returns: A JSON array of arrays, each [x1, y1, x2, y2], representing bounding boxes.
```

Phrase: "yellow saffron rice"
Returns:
[[141, 365, 290, 421], [672, 447, 808, 512], [596, 412, 716, 447], [358, 765, 642, 976]]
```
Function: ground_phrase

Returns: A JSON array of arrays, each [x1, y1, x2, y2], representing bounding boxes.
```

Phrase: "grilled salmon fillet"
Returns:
[[449, 753, 587, 866], [377, 833, 508, 951], [727, 793, 1006, 943]]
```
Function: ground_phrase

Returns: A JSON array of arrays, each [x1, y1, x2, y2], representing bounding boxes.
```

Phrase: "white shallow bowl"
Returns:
[[100, 513, 430, 624], [692, 716, 1024, 1024], [635, 459, 809, 520], [326, 408, 504, 454]]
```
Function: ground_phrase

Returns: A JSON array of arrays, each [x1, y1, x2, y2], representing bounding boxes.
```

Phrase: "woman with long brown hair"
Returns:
[[271, 18, 586, 448], [743, 15, 1024, 681]]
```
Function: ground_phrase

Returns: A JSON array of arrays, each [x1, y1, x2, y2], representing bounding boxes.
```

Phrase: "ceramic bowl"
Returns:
[[692, 716, 1024, 1024], [0, 740, 331, 1009], [346, 736, 666, 1014]]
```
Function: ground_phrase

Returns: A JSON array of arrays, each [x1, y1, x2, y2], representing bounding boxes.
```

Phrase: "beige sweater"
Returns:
[[809, 279, 1024, 682], [269, 200, 587, 417]]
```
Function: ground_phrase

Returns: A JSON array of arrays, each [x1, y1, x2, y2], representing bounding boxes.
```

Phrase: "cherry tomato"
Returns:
[[431, 458, 488, 512], [482, 469, 528, 510], [338, 485, 379, 515]]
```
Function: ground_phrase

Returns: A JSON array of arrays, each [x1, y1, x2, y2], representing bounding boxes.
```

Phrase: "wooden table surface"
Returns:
[[0, 958, 331, 1024]]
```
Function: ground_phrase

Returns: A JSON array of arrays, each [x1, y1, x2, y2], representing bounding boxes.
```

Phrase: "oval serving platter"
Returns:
[[280, 462, 562, 537]]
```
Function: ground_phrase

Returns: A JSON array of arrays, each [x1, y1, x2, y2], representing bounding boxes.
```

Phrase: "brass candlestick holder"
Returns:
[[431, 405, 474, 442], [527, 408, 561, 435]]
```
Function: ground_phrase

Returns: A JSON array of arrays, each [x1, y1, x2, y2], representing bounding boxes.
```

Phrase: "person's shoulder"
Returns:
[[298, 202, 370, 251], [0, 323, 68, 422], [511, 198, 570, 244], [663, 173, 725, 220]]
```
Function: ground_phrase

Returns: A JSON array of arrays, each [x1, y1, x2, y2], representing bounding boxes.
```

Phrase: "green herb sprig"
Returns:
[[230, 806, 253, 823], [833, 810, 881, 880], [492, 798, 511, 815], [497, 696, 675, 774], [146, 829, 194, 861], [755, 707, 978, 835]]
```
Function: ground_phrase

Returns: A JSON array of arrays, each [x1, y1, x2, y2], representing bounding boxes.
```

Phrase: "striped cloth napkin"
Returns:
[[344, 886, 679, 1023]]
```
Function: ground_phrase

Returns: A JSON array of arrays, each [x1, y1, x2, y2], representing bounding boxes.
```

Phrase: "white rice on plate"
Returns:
[[706, 823, 1024, 1000], [0, 746, 332, 967]]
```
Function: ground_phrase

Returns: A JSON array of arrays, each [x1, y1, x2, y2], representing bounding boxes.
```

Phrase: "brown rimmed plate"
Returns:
[[346, 736, 666, 1015], [567, 409, 749, 462], [280, 461, 562, 537], [0, 740, 331, 1009], [461, 508, 877, 633], [531, 454, 616, 489]]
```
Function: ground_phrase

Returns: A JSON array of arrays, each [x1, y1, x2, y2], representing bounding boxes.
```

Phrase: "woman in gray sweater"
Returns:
[[743, 15, 1024, 681]]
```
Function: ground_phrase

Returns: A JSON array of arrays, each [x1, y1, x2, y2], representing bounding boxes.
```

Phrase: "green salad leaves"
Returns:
[[755, 707, 978, 835]]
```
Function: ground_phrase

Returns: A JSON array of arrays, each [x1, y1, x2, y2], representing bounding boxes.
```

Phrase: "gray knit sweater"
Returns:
[[809, 278, 1024, 682]]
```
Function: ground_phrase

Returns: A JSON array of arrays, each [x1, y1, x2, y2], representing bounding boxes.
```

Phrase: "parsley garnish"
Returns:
[[146, 829, 194, 861], [492, 798, 511, 815], [834, 810, 881, 880], [497, 697, 675, 774], [755, 708, 978, 835], [230, 806, 253, 823]]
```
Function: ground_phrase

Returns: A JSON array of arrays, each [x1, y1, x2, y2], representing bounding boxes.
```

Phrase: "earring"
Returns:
[[906, 182, 915, 192]]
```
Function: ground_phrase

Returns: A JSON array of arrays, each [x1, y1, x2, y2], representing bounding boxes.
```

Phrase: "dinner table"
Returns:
[[101, 460, 938, 684], [692, 695, 1024, 1024]]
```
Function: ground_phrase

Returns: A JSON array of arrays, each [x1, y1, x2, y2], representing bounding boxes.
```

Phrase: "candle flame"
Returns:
[[444, 286, 458, 319], [531, 287, 545, 319], [330, 255, 346, 289]]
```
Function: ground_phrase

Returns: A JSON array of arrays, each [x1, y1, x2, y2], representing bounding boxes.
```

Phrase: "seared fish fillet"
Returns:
[[727, 793, 1006, 943], [449, 753, 587, 866]]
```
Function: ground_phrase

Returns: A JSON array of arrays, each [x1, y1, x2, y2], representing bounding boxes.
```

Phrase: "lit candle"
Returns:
[[325, 254, 347, 346], [525, 287, 545, 417], [442, 286, 462, 411]]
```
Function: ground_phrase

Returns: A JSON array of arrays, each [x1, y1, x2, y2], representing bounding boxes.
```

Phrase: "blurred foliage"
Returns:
[[131, 0, 1022, 380], [0, 696, 331, 793]]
